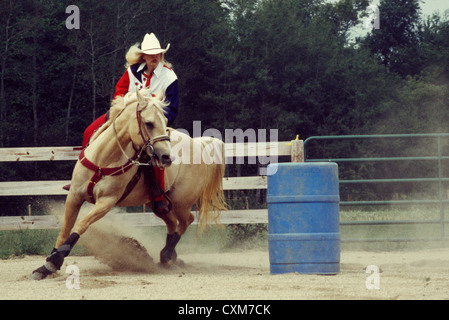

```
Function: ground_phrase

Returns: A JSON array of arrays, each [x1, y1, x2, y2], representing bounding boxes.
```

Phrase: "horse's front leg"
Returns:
[[30, 198, 115, 280], [55, 193, 84, 248]]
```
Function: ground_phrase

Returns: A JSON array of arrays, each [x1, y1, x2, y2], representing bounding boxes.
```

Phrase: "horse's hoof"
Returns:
[[160, 249, 177, 264], [30, 263, 56, 280], [30, 271, 47, 281], [174, 258, 185, 267], [159, 261, 172, 269], [159, 258, 184, 270]]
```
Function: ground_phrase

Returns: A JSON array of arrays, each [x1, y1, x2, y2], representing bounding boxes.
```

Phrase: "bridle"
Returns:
[[113, 101, 171, 166], [79, 100, 171, 204], [136, 103, 171, 160]]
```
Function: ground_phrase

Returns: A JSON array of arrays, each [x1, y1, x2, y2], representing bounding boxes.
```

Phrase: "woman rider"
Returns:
[[81, 33, 179, 216]]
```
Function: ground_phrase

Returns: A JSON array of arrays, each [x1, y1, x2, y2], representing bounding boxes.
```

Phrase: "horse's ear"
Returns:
[[136, 90, 147, 109], [155, 89, 164, 101]]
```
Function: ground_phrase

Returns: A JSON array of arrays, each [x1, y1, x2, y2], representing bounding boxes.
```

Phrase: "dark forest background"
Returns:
[[1, 0, 449, 213]]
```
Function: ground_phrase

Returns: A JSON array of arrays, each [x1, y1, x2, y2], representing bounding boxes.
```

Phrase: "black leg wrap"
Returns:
[[30, 233, 80, 281], [63, 232, 80, 252], [160, 232, 181, 264], [46, 232, 80, 270], [46, 252, 63, 270]]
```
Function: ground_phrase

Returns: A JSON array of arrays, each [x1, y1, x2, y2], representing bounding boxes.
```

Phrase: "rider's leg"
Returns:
[[150, 167, 170, 216]]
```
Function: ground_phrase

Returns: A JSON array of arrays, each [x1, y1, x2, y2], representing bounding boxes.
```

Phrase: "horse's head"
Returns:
[[133, 89, 172, 168]]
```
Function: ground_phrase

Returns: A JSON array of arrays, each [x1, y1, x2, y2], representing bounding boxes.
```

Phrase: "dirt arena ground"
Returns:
[[2, 246, 449, 300], [1, 210, 448, 301]]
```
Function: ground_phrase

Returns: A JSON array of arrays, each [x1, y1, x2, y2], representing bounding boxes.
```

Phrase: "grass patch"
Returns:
[[340, 205, 443, 222], [0, 229, 88, 259], [0, 224, 268, 259], [1, 205, 447, 259]]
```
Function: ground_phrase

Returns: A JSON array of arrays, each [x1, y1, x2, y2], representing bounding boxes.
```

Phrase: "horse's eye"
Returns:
[[145, 122, 154, 130]]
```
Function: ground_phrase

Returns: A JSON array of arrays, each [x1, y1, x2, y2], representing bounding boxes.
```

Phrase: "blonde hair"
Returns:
[[124, 43, 173, 69]]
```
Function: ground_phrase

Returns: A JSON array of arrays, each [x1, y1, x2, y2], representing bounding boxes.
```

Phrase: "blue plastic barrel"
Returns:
[[267, 162, 340, 274]]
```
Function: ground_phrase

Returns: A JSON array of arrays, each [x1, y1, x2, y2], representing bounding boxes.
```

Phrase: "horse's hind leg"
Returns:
[[159, 206, 194, 265], [176, 207, 195, 236], [155, 210, 179, 264]]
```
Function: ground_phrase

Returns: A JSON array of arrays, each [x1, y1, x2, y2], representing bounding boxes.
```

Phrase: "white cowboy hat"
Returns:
[[140, 33, 170, 55]]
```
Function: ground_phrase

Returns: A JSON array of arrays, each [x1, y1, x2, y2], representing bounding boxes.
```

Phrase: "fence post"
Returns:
[[291, 139, 304, 163], [438, 136, 445, 240]]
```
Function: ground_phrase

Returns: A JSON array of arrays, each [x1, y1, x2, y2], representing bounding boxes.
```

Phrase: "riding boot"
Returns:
[[152, 199, 169, 215], [146, 165, 170, 216]]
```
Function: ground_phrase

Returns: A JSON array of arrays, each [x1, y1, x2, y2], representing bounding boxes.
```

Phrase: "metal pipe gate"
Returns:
[[303, 133, 449, 243]]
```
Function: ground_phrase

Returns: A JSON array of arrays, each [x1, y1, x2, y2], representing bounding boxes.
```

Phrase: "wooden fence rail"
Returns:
[[0, 140, 303, 230]]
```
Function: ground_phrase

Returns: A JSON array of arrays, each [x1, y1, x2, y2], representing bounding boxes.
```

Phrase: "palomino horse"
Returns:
[[31, 90, 226, 280]]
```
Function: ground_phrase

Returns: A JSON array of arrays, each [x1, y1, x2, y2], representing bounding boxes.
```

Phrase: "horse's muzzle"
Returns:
[[152, 153, 172, 168], [160, 154, 172, 167]]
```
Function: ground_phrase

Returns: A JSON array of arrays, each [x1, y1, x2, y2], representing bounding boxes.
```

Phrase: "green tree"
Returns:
[[213, 0, 391, 140], [363, 9, 449, 134], [362, 0, 424, 77], [0, 0, 43, 146], [418, 13, 449, 81]]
